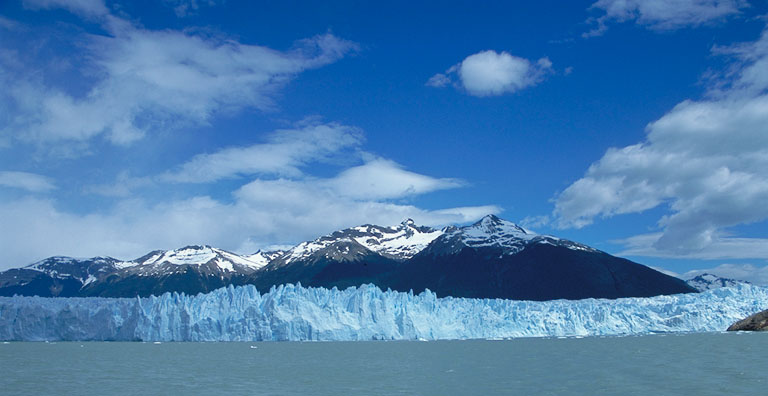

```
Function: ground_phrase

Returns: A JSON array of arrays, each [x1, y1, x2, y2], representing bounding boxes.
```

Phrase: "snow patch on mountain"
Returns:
[[141, 246, 218, 266], [245, 251, 285, 269]]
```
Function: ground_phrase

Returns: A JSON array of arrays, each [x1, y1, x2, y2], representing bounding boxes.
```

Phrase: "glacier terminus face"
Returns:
[[1, 284, 766, 342]]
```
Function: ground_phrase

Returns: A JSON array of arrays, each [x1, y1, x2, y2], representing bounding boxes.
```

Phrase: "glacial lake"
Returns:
[[1, 332, 765, 395]]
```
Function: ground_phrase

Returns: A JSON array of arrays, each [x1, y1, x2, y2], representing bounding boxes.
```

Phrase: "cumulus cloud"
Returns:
[[584, 0, 748, 37], [0, 7, 356, 148], [0, 171, 56, 192], [427, 51, 553, 97], [554, 28, 768, 259]]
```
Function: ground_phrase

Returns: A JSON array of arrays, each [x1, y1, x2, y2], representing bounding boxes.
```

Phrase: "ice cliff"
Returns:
[[1, 283, 767, 341]]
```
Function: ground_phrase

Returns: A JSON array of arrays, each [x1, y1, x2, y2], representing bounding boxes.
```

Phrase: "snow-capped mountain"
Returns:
[[0, 215, 697, 300], [349, 219, 443, 259], [25, 256, 122, 282], [686, 273, 751, 292], [122, 245, 267, 276], [80, 245, 271, 297], [422, 215, 595, 256], [250, 219, 444, 291], [278, 219, 442, 265], [253, 215, 695, 300], [0, 256, 122, 297], [392, 215, 695, 300]]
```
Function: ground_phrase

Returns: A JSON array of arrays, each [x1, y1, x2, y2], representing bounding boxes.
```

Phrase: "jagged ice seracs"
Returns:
[[1, 284, 766, 341]]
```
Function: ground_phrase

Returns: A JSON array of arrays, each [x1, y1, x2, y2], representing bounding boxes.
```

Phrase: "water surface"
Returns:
[[1, 332, 765, 395]]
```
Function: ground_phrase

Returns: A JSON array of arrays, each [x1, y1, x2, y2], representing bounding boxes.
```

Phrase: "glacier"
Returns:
[[1, 283, 767, 342]]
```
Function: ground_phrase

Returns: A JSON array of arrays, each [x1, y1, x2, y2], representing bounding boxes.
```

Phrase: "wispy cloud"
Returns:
[[23, 0, 110, 18], [162, 0, 223, 17], [1, 4, 357, 150], [0, 16, 20, 30], [427, 51, 553, 97], [618, 233, 768, 260], [0, 171, 56, 192], [584, 0, 748, 37], [162, 123, 363, 183]]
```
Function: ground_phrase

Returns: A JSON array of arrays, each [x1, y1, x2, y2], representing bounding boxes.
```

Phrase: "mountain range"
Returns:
[[685, 273, 751, 292], [0, 215, 696, 300]]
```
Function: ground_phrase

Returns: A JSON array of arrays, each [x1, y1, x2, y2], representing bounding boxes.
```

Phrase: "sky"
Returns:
[[1, 0, 767, 283]]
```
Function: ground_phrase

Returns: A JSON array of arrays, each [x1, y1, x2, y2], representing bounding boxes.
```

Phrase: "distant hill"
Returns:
[[686, 273, 751, 292]]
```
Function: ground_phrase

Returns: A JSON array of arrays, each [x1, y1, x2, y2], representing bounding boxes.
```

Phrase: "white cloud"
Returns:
[[0, 171, 55, 192], [323, 159, 463, 200], [23, 0, 110, 18], [0, 118, 497, 268], [585, 0, 748, 37], [1, 8, 356, 148], [233, 177, 497, 238], [427, 51, 553, 97], [619, 233, 768, 260], [554, 28, 768, 259], [682, 263, 768, 285], [0, 182, 498, 269], [162, 123, 363, 183], [84, 171, 153, 197]]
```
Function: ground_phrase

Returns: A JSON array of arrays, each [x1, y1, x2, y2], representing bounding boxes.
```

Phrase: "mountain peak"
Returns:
[[422, 214, 595, 256], [469, 215, 532, 238], [477, 214, 502, 223], [401, 218, 416, 226]]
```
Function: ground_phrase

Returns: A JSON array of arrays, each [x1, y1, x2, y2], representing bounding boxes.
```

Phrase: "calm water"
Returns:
[[1, 332, 765, 395]]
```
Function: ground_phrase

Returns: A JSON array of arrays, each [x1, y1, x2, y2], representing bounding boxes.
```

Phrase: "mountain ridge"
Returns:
[[0, 215, 696, 300]]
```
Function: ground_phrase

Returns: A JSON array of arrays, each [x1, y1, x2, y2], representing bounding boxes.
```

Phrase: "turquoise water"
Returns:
[[1, 332, 765, 395]]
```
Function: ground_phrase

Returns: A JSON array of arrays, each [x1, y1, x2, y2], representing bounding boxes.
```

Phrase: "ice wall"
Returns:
[[1, 283, 766, 341]]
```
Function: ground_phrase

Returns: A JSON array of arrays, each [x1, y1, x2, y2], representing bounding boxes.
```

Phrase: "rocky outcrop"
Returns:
[[727, 309, 768, 331]]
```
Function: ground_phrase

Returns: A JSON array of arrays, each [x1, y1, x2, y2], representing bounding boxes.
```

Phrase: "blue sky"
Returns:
[[1, 0, 767, 283]]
